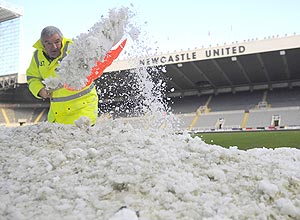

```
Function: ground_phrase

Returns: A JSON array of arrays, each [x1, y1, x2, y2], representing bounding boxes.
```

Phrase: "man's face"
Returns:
[[42, 33, 62, 59]]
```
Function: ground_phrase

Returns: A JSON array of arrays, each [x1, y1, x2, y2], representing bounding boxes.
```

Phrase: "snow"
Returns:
[[108, 206, 138, 220], [44, 6, 137, 90], [1, 118, 300, 219]]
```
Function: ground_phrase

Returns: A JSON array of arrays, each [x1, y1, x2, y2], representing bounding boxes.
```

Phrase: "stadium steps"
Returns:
[[0, 108, 10, 124], [262, 90, 268, 102], [0, 108, 16, 125], [241, 111, 249, 128], [188, 95, 212, 130], [254, 90, 271, 109], [188, 109, 201, 131], [33, 108, 46, 123]]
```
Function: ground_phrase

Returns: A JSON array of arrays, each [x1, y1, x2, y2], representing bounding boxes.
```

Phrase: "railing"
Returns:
[[0, 74, 17, 90]]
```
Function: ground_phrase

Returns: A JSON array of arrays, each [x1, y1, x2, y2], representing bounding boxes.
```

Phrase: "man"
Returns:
[[26, 26, 99, 125]]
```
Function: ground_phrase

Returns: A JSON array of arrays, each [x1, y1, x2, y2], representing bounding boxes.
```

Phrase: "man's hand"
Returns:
[[38, 87, 52, 99]]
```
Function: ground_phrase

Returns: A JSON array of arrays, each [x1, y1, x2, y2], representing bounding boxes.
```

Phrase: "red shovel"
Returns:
[[64, 38, 127, 90]]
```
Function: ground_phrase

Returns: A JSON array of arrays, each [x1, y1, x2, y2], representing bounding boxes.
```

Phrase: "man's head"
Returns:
[[41, 26, 63, 59]]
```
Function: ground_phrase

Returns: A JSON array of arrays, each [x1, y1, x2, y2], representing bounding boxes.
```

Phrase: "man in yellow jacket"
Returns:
[[26, 26, 99, 125]]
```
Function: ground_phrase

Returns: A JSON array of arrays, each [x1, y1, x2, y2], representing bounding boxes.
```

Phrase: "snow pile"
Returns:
[[44, 6, 136, 90], [108, 206, 139, 220], [1, 118, 300, 219]]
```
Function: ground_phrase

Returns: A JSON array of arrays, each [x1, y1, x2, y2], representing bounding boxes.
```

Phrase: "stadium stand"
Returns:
[[169, 95, 209, 114], [1, 2, 300, 130], [266, 87, 300, 108], [176, 113, 196, 130], [169, 87, 300, 131], [0, 84, 49, 126], [206, 90, 263, 112], [193, 110, 244, 130], [247, 107, 300, 128]]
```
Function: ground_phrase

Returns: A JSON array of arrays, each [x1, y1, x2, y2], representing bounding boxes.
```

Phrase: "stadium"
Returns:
[[1, 3, 300, 132], [1, 2, 300, 220]]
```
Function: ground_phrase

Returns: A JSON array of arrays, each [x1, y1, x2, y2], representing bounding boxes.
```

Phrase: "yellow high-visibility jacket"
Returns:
[[26, 37, 99, 125]]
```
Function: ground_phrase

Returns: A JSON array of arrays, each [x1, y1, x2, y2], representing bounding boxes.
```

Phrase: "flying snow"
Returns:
[[44, 6, 136, 90]]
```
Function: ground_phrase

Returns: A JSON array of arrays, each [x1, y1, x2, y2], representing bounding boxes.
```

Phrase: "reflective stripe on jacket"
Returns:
[[26, 37, 99, 125]]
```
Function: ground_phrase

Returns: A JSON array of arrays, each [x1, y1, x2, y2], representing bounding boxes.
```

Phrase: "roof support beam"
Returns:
[[167, 78, 183, 91], [280, 51, 291, 79], [211, 59, 233, 85], [256, 54, 271, 82], [234, 58, 252, 84], [190, 62, 216, 88], [168, 64, 197, 89]]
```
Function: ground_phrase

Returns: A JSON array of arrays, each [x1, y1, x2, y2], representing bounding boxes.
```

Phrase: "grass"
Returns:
[[193, 130, 300, 150]]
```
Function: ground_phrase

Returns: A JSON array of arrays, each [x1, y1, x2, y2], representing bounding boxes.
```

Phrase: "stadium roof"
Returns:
[[103, 34, 300, 97], [0, 1, 23, 23]]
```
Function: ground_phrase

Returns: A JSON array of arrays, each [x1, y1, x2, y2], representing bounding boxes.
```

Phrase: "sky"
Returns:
[[4, 0, 300, 70]]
